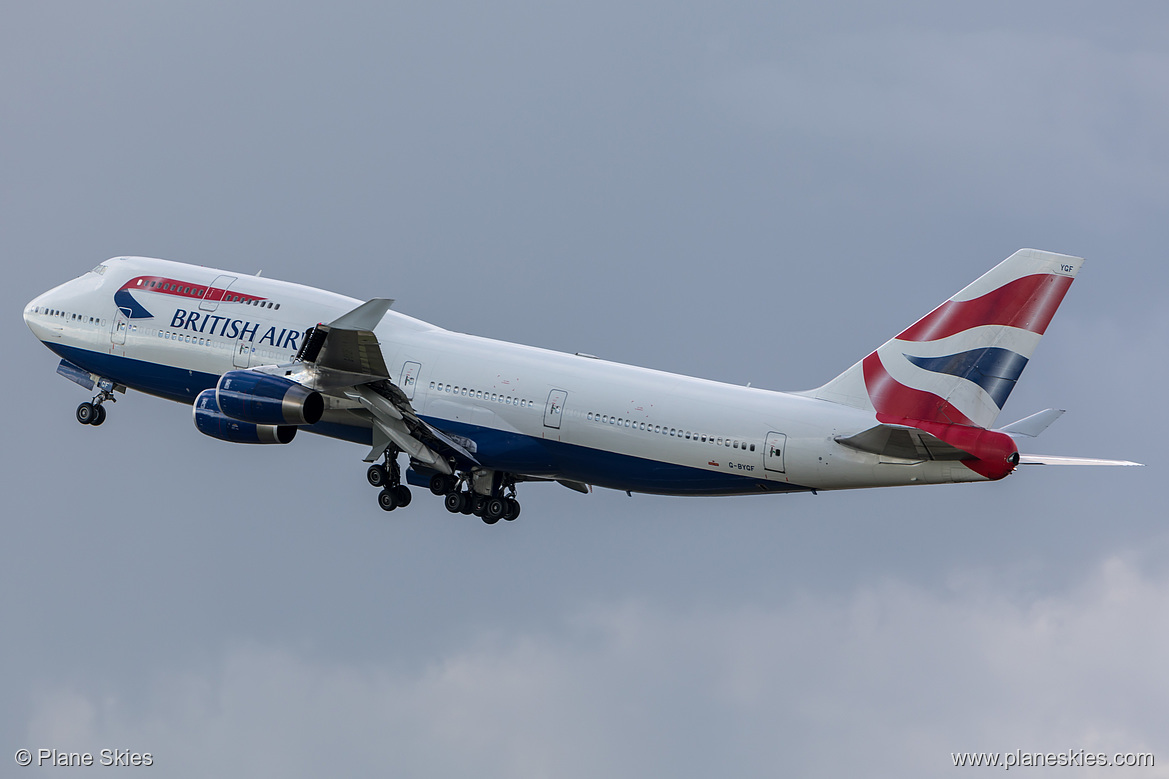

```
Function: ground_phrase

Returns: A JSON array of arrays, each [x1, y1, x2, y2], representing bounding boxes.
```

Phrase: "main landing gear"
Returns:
[[76, 388, 116, 427], [366, 449, 412, 512], [363, 456, 522, 523], [433, 472, 521, 525]]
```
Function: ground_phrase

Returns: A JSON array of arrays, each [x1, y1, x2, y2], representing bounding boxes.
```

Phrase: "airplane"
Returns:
[[24, 249, 1140, 522]]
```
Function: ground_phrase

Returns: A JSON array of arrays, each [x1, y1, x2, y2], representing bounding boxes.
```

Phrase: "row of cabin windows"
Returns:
[[429, 382, 533, 409], [155, 329, 293, 360], [159, 330, 218, 347], [585, 411, 757, 451], [34, 307, 108, 327], [137, 279, 281, 310]]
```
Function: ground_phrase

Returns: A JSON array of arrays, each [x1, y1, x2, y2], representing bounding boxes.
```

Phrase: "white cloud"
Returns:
[[24, 553, 1169, 778]]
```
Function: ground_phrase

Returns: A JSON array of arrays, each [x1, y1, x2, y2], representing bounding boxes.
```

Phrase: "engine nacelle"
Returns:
[[215, 370, 324, 426], [193, 389, 297, 444]]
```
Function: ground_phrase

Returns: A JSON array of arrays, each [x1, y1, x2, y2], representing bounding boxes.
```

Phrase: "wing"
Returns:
[[256, 299, 472, 475]]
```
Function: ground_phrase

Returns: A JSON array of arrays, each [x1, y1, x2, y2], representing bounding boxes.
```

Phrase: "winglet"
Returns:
[[328, 298, 394, 331]]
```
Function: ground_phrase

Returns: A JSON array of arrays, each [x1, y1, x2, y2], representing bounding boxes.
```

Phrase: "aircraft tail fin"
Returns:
[[808, 249, 1083, 430]]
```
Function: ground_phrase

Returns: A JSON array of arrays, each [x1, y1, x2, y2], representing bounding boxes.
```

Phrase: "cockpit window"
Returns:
[[91, 264, 107, 275]]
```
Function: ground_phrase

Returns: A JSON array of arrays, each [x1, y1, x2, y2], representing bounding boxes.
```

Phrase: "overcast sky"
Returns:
[[3, 2, 1166, 776]]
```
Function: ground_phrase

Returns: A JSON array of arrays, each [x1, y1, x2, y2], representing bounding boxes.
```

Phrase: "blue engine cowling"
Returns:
[[215, 370, 324, 426], [194, 390, 297, 444]]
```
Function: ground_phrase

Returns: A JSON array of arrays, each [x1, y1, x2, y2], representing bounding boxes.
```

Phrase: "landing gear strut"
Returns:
[[366, 449, 411, 512], [366, 458, 522, 522], [440, 470, 521, 524], [76, 388, 115, 427]]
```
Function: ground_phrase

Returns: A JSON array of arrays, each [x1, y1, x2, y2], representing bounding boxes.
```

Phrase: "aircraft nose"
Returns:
[[25, 290, 55, 340]]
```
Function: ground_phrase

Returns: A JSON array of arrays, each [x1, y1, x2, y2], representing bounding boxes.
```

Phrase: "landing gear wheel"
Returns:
[[482, 513, 501, 525], [429, 474, 455, 496], [485, 497, 508, 523], [91, 404, 106, 426], [471, 495, 488, 517], [444, 492, 466, 514], [76, 402, 95, 425], [367, 464, 388, 488], [459, 493, 475, 515], [392, 485, 411, 508], [503, 498, 520, 521], [378, 488, 397, 512]]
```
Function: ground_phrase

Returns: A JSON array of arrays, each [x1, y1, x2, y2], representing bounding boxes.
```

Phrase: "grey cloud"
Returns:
[[24, 553, 1169, 778]]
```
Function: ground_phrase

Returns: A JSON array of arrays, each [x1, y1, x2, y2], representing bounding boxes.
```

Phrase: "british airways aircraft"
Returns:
[[24, 249, 1138, 522]]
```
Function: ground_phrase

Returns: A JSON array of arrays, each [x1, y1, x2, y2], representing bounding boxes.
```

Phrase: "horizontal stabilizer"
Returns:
[[1018, 454, 1143, 466], [835, 424, 970, 461], [997, 408, 1065, 438]]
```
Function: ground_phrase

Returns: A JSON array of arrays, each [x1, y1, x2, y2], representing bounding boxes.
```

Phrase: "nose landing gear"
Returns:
[[76, 387, 116, 426]]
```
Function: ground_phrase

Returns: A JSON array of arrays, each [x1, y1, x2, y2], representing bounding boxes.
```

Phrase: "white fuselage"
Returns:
[[25, 257, 985, 496]]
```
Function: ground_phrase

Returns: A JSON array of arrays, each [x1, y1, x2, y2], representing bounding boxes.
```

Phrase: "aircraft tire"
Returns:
[[378, 488, 397, 512], [429, 474, 454, 496], [393, 485, 412, 508], [481, 513, 501, 525], [367, 464, 387, 488], [504, 499, 520, 521], [444, 492, 464, 513], [459, 493, 476, 515], [485, 497, 508, 522], [91, 404, 106, 426], [76, 402, 95, 425]]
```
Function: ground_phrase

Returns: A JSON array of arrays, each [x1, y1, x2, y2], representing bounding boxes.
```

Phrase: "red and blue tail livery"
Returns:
[[24, 250, 1139, 522]]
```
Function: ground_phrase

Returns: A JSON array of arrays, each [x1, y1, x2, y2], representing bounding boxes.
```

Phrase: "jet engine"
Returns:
[[193, 389, 297, 444], [215, 370, 323, 426]]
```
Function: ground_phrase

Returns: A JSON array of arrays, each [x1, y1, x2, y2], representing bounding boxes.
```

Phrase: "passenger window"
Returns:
[[750, 444, 756, 452]]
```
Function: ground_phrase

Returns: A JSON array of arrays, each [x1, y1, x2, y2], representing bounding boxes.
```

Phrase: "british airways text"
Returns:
[[170, 308, 300, 350]]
